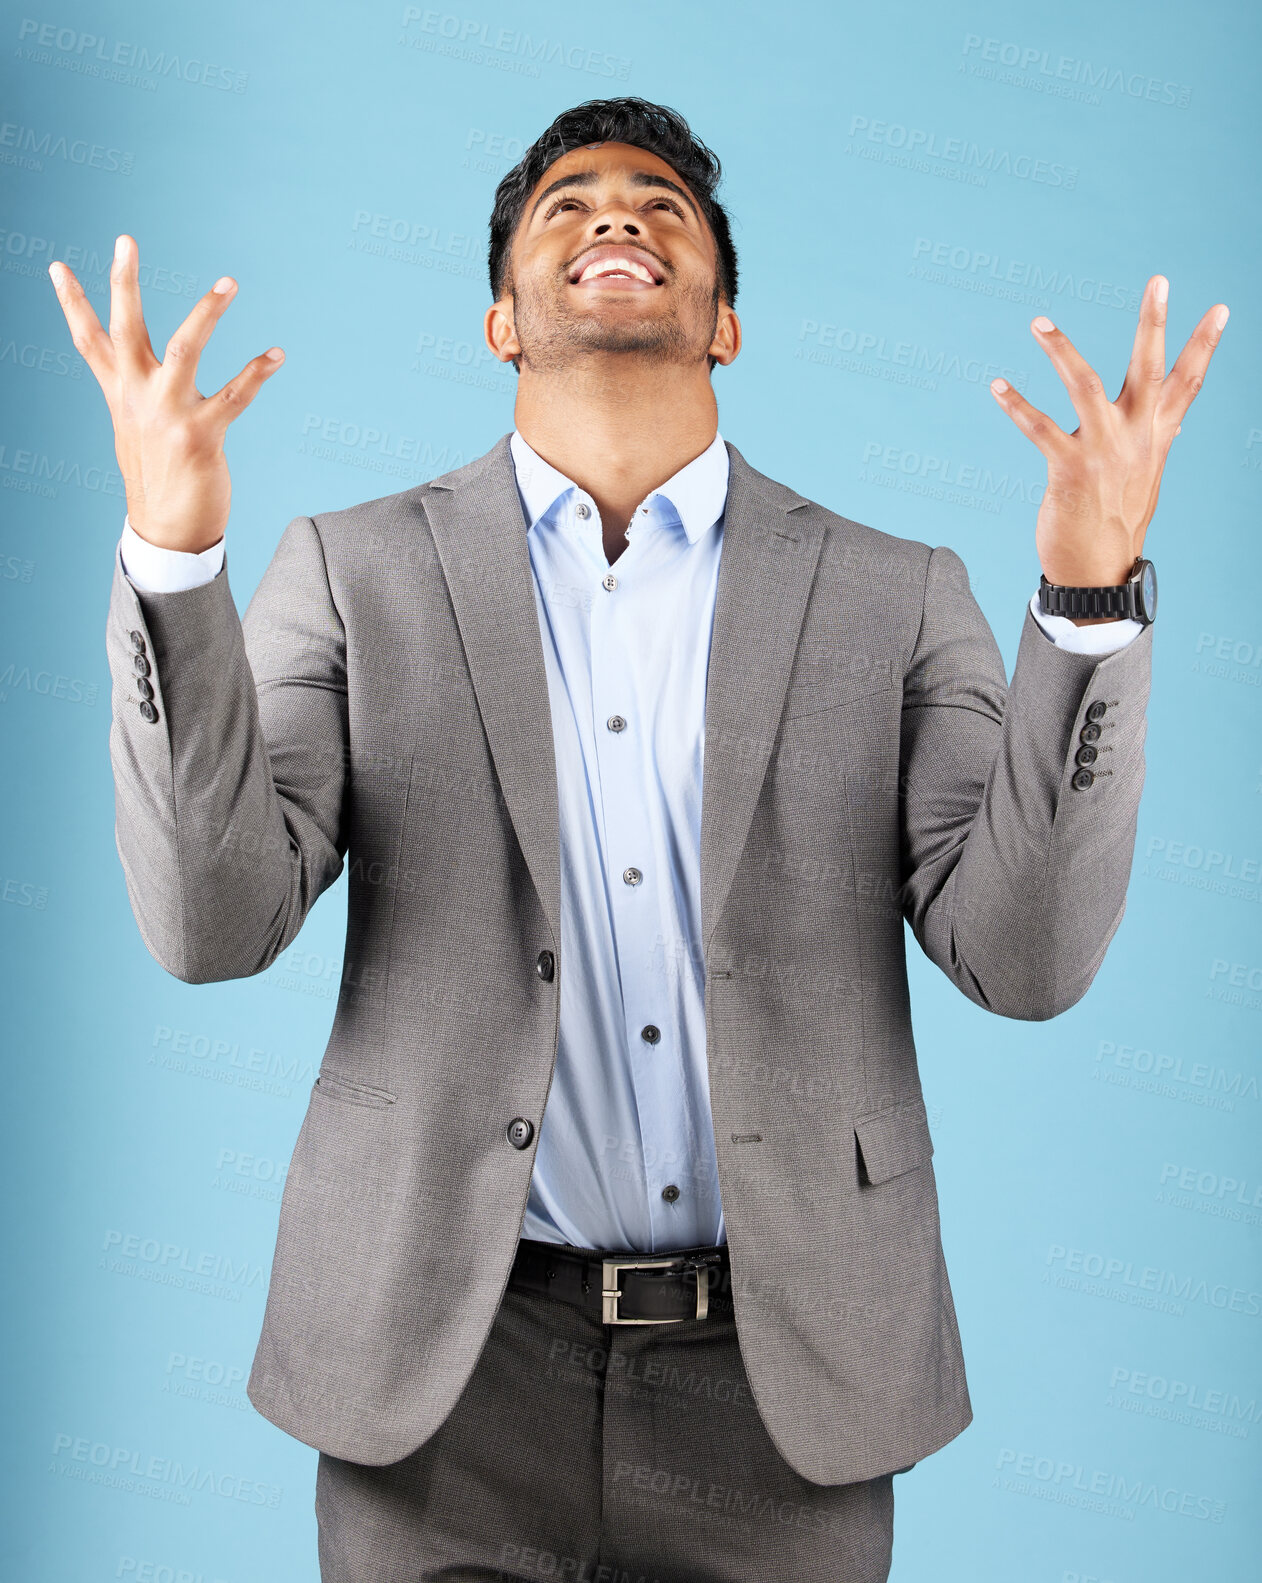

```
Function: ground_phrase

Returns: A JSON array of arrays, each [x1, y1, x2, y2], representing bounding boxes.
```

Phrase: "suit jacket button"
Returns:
[[1075, 744, 1097, 766], [507, 1117, 534, 1149], [1085, 699, 1107, 722], [1071, 767, 1094, 790], [1079, 722, 1101, 744], [139, 700, 159, 724], [535, 950, 554, 982], [136, 677, 154, 700], [128, 629, 146, 653], [132, 653, 151, 677]]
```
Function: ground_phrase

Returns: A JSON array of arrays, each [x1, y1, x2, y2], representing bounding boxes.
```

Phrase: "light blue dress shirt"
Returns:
[[118, 434, 1142, 1255], [508, 428, 731, 1253]]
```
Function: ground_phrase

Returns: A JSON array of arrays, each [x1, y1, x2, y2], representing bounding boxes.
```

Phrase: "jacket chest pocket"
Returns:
[[781, 654, 896, 723], [313, 1069, 397, 1111]]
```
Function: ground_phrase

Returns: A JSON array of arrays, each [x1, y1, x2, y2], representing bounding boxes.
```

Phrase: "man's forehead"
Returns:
[[538, 141, 679, 182]]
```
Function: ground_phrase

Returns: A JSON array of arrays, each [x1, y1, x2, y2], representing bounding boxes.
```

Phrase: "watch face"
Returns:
[[1140, 560, 1157, 621]]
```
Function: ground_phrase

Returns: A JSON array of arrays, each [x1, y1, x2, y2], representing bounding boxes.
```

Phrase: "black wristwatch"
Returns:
[[1038, 556, 1157, 626]]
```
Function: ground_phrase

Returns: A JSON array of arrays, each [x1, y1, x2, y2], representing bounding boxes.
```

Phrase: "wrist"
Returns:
[[1037, 556, 1155, 628], [124, 515, 224, 556]]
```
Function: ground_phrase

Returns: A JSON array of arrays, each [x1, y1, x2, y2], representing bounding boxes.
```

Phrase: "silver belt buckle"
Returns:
[[601, 1256, 710, 1325]]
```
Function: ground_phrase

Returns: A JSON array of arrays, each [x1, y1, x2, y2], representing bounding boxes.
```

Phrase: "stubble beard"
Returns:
[[511, 272, 720, 374]]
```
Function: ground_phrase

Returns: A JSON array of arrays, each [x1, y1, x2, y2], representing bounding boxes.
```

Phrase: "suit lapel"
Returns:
[[422, 434, 563, 947], [700, 444, 823, 953], [419, 434, 824, 966]]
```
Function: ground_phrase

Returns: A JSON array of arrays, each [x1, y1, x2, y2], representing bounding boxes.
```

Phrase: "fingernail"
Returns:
[[1154, 276, 1169, 304], [991, 377, 1009, 394], [1214, 305, 1229, 330], [265, 347, 285, 361], [48, 261, 62, 284], [212, 276, 236, 295], [1032, 315, 1055, 333], [114, 235, 131, 263]]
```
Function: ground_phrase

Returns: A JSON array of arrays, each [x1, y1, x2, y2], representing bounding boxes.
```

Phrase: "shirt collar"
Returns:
[[508, 427, 729, 545]]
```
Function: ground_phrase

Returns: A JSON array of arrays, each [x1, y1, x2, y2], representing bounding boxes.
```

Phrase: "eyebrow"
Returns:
[[528, 168, 700, 223]]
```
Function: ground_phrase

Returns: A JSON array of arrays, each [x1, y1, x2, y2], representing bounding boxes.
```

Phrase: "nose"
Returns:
[[594, 219, 640, 236]]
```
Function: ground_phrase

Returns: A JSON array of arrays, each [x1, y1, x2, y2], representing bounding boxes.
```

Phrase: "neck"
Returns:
[[513, 355, 718, 552]]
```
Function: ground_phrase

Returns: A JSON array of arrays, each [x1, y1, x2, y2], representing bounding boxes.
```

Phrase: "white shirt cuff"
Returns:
[[120, 516, 225, 593], [1028, 591, 1143, 655]]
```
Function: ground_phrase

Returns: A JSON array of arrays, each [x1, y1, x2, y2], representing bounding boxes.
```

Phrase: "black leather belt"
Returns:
[[510, 1236, 732, 1325]]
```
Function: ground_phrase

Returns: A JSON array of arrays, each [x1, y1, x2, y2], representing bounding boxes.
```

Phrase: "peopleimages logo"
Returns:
[[15, 18, 249, 92], [0, 118, 133, 173], [846, 114, 1078, 188], [50, 1433, 281, 1507], [1044, 1244, 1262, 1319], [993, 1448, 1224, 1522], [397, 8, 631, 81], [909, 238, 1141, 313], [960, 33, 1191, 108]]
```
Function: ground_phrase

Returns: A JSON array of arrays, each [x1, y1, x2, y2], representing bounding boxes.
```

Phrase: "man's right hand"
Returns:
[[48, 233, 285, 554]]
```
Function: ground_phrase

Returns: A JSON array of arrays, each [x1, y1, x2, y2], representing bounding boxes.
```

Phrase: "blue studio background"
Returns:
[[2, 1, 1259, 1578]]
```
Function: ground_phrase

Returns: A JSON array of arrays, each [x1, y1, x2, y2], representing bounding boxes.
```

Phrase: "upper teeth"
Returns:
[[577, 256, 656, 284]]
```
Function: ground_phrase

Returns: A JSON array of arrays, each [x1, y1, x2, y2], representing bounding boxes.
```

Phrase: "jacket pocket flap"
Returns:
[[854, 1098, 933, 1186]]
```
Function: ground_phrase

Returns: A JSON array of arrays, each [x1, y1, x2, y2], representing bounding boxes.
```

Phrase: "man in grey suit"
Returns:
[[52, 97, 1225, 1580]]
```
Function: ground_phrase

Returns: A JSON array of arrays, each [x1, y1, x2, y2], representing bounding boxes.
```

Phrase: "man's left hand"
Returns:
[[989, 275, 1229, 606]]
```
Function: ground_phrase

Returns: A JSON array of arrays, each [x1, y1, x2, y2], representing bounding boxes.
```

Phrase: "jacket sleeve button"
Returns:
[[139, 699, 160, 724], [507, 1117, 535, 1149], [1085, 699, 1107, 723], [1071, 767, 1094, 790], [128, 630, 146, 653]]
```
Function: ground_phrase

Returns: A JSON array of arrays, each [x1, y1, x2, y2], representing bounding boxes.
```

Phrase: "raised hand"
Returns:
[[48, 233, 285, 553], [988, 275, 1228, 596]]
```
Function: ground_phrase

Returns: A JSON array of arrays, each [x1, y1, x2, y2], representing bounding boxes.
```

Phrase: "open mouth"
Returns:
[[568, 247, 665, 289]]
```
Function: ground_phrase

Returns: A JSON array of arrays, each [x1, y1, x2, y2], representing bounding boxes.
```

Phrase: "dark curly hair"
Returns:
[[487, 96, 739, 344]]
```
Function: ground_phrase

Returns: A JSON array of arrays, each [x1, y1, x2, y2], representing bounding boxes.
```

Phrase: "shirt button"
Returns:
[[576, 502, 591, 520], [506, 1117, 535, 1149], [607, 715, 627, 733], [1085, 700, 1108, 723], [641, 1024, 661, 1044], [602, 573, 618, 592], [661, 1184, 680, 1203], [623, 867, 643, 887], [535, 949, 555, 982]]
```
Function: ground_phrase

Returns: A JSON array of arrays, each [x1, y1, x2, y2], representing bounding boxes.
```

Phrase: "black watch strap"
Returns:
[[1038, 579, 1137, 620], [1038, 557, 1156, 625]]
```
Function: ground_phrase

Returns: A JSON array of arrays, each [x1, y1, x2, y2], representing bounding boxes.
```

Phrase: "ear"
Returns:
[[484, 300, 521, 366], [709, 304, 742, 368]]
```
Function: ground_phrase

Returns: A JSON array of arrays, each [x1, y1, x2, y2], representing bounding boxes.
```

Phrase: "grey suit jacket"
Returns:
[[104, 433, 1151, 1485]]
